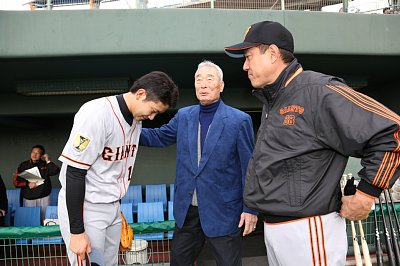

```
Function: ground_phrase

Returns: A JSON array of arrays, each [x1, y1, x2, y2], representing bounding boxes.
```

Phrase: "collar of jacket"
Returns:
[[252, 58, 302, 104]]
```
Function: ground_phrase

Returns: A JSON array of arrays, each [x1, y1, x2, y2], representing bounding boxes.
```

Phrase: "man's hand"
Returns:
[[238, 212, 258, 236], [28, 182, 37, 189], [340, 191, 375, 220], [70, 232, 91, 262], [41, 154, 50, 163]]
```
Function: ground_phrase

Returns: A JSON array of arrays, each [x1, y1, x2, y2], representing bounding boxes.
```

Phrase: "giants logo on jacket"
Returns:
[[280, 105, 304, 126], [102, 144, 137, 161]]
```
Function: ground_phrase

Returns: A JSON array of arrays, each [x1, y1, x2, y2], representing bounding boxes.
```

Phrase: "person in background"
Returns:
[[14, 145, 60, 221], [224, 20, 400, 265], [0, 173, 8, 226], [140, 60, 257, 266]]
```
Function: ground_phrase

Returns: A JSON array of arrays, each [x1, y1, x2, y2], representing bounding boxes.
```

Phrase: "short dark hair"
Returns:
[[129, 71, 179, 108], [258, 44, 294, 64], [280, 49, 295, 64], [32, 144, 45, 155]]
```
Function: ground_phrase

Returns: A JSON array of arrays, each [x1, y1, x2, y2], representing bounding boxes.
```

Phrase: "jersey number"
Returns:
[[127, 166, 133, 181]]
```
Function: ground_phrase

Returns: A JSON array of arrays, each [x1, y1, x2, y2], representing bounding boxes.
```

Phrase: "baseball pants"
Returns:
[[264, 212, 347, 266], [58, 189, 122, 266]]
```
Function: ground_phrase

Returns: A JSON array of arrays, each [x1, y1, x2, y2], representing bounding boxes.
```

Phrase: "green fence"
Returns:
[[0, 221, 175, 265]]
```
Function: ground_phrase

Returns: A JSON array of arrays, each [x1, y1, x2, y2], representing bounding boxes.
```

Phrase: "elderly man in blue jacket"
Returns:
[[140, 60, 257, 266]]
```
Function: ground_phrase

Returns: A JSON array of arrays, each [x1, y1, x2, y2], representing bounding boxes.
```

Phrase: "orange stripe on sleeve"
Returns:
[[337, 85, 400, 121], [379, 153, 395, 188], [373, 152, 389, 186], [325, 85, 400, 188], [326, 85, 400, 125], [336, 85, 400, 152], [385, 153, 400, 188], [61, 154, 91, 167]]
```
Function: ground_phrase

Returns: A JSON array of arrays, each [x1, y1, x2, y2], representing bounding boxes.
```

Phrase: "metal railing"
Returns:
[[0, 0, 397, 13], [0, 221, 174, 265]]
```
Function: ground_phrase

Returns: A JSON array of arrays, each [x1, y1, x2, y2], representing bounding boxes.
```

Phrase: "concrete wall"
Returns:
[[1, 9, 400, 57]]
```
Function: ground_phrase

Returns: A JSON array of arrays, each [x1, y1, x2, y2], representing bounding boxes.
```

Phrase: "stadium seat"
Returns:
[[135, 201, 164, 240], [14, 206, 41, 227], [44, 206, 58, 221], [121, 185, 142, 213], [169, 184, 174, 202], [14, 206, 41, 244], [32, 206, 63, 244], [168, 201, 174, 221], [49, 187, 60, 206], [167, 201, 174, 239], [4, 206, 12, 226], [120, 203, 134, 223], [145, 184, 167, 212], [6, 188, 21, 217]]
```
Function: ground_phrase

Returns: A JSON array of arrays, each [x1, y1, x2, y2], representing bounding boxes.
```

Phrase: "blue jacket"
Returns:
[[140, 101, 255, 237]]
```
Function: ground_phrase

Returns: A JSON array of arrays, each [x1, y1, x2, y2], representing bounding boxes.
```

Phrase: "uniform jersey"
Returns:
[[59, 95, 141, 204]]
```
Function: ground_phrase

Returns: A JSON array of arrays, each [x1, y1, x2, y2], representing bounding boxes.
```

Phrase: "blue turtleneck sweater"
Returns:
[[199, 99, 220, 151]]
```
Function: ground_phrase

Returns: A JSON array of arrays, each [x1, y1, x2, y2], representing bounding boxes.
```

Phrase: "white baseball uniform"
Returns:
[[58, 95, 141, 265]]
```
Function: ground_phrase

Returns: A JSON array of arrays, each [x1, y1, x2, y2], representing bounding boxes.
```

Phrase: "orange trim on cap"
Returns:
[[61, 154, 91, 167]]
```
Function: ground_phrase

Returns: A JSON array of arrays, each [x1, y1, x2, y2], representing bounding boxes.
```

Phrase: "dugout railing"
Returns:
[[1, 206, 400, 264], [0, 221, 175, 266]]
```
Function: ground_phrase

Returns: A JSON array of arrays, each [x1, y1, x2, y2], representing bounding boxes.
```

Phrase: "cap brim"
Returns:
[[224, 42, 260, 58]]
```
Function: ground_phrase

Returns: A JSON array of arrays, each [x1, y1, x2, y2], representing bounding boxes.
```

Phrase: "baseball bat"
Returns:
[[388, 190, 400, 239], [351, 220, 363, 266], [358, 220, 372, 266], [379, 196, 396, 266], [373, 202, 384, 266], [384, 190, 400, 265]]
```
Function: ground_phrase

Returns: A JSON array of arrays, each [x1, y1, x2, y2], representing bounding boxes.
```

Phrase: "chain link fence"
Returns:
[[0, 0, 397, 13]]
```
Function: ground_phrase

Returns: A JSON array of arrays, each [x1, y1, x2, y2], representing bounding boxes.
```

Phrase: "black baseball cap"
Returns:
[[224, 21, 294, 58]]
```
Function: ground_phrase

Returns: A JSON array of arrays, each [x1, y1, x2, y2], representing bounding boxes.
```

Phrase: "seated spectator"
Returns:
[[0, 173, 7, 226], [14, 145, 60, 222]]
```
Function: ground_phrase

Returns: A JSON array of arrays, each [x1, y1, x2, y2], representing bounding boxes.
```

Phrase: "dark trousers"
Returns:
[[171, 205, 242, 266]]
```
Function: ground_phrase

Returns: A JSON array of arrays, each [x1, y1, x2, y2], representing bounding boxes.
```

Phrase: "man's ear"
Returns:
[[135, 88, 147, 100], [220, 81, 225, 93], [269, 45, 280, 64]]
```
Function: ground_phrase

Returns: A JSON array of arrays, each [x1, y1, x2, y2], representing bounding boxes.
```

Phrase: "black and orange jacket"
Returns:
[[14, 159, 60, 200], [244, 59, 400, 223]]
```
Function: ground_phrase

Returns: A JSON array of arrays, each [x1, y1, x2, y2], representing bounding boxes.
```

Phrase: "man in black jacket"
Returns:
[[225, 21, 400, 265], [14, 144, 60, 222]]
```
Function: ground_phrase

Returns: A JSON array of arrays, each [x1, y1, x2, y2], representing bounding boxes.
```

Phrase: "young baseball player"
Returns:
[[58, 71, 178, 266]]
